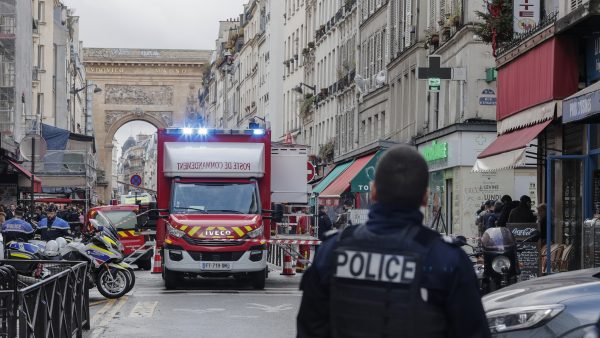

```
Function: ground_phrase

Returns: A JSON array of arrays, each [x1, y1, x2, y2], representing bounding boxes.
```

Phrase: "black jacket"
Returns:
[[508, 203, 536, 223], [317, 212, 332, 240], [297, 203, 491, 338]]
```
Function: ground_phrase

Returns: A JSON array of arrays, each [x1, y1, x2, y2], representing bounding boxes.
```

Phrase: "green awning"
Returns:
[[350, 150, 383, 193], [312, 160, 354, 195]]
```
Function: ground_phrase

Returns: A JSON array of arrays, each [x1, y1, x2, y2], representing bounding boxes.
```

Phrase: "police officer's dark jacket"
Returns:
[[37, 216, 70, 241], [297, 203, 491, 338]]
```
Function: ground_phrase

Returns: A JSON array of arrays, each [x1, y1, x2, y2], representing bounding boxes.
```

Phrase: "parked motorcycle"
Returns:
[[60, 220, 133, 299], [457, 227, 539, 295], [3, 237, 65, 280]]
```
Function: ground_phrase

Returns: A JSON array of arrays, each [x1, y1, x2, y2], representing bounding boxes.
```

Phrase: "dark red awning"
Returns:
[[473, 120, 551, 171], [6, 159, 42, 193], [319, 153, 376, 198]]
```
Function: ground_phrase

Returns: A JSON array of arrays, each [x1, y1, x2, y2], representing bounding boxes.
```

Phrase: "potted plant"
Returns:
[[302, 47, 310, 56], [308, 41, 315, 49]]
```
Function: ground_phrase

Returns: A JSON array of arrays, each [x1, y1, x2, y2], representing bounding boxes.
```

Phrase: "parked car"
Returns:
[[482, 268, 600, 337]]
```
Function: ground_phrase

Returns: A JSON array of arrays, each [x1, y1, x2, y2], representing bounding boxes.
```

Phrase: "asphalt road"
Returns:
[[85, 267, 303, 338]]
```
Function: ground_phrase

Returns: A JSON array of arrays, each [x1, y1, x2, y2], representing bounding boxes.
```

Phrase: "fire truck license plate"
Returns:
[[201, 262, 232, 271]]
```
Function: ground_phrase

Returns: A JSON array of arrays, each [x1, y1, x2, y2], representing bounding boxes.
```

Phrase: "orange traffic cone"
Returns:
[[281, 251, 296, 276], [151, 246, 162, 274]]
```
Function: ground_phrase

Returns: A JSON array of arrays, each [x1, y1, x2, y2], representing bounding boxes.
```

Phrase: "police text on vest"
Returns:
[[335, 250, 417, 284]]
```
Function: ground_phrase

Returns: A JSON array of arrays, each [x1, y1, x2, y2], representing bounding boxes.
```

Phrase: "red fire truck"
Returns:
[[152, 127, 307, 289]]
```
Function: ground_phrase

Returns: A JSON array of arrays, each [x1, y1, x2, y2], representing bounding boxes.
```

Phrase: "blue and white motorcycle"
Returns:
[[60, 220, 133, 299]]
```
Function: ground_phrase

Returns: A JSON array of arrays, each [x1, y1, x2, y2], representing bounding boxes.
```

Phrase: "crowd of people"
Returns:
[[0, 203, 85, 242], [475, 194, 547, 239]]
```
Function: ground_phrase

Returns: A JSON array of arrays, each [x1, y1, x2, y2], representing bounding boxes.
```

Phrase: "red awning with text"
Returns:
[[473, 120, 552, 172], [319, 153, 376, 198], [6, 159, 42, 193]]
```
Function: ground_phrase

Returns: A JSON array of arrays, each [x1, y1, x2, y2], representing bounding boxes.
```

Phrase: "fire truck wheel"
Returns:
[[250, 269, 266, 290], [164, 267, 182, 290]]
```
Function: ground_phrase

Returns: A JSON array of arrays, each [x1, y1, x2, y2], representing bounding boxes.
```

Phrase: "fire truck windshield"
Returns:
[[171, 182, 260, 215]]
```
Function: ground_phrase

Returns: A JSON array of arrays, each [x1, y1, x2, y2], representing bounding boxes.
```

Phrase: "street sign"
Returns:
[[307, 162, 315, 182], [428, 78, 441, 92], [130, 174, 142, 187]]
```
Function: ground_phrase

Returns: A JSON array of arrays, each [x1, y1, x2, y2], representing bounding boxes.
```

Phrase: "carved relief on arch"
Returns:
[[104, 85, 174, 105]]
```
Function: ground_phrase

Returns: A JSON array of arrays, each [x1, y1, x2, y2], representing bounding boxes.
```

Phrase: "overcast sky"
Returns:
[[62, 1, 247, 149], [62, 0, 247, 50]]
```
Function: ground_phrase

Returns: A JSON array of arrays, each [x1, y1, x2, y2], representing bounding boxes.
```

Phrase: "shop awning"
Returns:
[[312, 161, 353, 195], [6, 159, 42, 192], [350, 151, 383, 193], [562, 80, 600, 123], [497, 100, 560, 134], [320, 153, 377, 198], [473, 120, 552, 172]]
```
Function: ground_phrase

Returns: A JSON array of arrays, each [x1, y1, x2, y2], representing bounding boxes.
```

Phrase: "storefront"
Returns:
[[419, 126, 537, 238], [543, 78, 600, 271], [0, 157, 43, 206]]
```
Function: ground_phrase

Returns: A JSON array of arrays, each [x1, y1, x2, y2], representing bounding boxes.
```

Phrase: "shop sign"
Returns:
[[351, 151, 383, 193], [513, 0, 540, 34], [563, 89, 600, 123], [587, 32, 600, 83], [421, 141, 448, 162]]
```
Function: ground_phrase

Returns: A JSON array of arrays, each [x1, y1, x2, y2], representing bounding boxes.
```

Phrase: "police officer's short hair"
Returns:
[[14, 207, 24, 217], [374, 145, 428, 208]]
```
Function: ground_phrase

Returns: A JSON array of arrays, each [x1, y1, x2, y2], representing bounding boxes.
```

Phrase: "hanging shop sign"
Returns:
[[513, 0, 540, 34], [562, 89, 600, 123]]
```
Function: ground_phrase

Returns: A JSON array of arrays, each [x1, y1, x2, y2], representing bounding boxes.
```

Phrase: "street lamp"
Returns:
[[292, 83, 317, 95], [70, 84, 102, 136], [70, 83, 101, 215]]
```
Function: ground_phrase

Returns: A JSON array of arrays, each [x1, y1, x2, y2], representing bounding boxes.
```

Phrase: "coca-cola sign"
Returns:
[[511, 227, 536, 238]]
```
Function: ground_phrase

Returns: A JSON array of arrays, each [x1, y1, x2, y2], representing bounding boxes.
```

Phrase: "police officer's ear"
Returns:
[[421, 188, 429, 207]]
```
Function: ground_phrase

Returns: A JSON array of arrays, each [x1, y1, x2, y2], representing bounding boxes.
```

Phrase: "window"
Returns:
[[38, 1, 45, 22], [36, 93, 44, 115], [381, 112, 386, 136], [37, 45, 44, 69]]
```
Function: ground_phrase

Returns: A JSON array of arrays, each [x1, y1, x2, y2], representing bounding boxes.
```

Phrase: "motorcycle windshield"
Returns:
[[481, 227, 516, 251]]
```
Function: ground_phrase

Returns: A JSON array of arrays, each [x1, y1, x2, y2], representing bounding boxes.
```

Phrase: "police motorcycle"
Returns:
[[60, 219, 133, 299], [458, 227, 539, 295], [3, 238, 68, 281]]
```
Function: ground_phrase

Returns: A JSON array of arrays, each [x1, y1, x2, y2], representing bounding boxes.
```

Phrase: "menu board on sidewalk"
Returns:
[[507, 223, 540, 281]]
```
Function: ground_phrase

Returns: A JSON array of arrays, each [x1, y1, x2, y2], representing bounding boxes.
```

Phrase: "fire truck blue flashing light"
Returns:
[[253, 129, 265, 135], [182, 127, 193, 135], [198, 128, 209, 135]]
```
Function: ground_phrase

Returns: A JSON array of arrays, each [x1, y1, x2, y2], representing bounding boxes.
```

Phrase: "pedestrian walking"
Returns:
[[0, 206, 6, 225], [297, 145, 490, 338], [508, 195, 536, 223]]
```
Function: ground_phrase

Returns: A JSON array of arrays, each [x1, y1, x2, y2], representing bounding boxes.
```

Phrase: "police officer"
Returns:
[[297, 145, 491, 338], [1, 206, 34, 243], [37, 204, 71, 241]]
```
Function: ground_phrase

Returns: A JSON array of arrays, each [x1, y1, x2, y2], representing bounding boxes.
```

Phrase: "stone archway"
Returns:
[[83, 48, 211, 202]]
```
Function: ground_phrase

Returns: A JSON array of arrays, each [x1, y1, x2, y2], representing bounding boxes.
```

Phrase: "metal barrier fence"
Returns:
[[267, 244, 285, 268], [0, 260, 90, 338]]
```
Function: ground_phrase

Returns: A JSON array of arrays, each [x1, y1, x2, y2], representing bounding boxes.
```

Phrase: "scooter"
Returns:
[[60, 220, 133, 299], [457, 228, 539, 295]]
